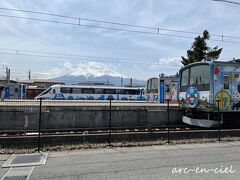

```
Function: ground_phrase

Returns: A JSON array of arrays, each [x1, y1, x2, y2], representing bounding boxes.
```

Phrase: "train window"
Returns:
[[60, 87, 72, 93], [190, 65, 210, 91], [53, 89, 56, 94], [104, 89, 116, 94], [124, 89, 139, 95], [72, 88, 82, 94], [133, 90, 139, 95], [82, 88, 95, 94], [233, 73, 239, 80], [165, 85, 170, 92], [14, 88, 18, 93], [180, 68, 189, 91], [95, 88, 104, 94], [223, 75, 230, 89], [116, 89, 124, 94], [124, 89, 130, 94]]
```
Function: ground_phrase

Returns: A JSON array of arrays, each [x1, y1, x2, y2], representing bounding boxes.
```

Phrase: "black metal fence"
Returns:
[[0, 98, 239, 151]]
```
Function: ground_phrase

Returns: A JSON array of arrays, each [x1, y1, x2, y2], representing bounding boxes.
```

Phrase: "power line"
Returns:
[[0, 48, 237, 67], [212, 0, 240, 5], [0, 48, 117, 60], [0, 7, 240, 42], [0, 47, 185, 64], [0, 7, 157, 30], [0, 48, 162, 65], [1, 7, 240, 39], [0, 14, 240, 45], [0, 14, 195, 39]]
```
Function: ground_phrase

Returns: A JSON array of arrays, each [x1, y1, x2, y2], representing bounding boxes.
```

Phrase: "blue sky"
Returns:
[[0, 0, 240, 80]]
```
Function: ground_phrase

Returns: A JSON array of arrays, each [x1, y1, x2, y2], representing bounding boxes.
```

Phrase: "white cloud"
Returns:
[[149, 57, 182, 70], [133, 65, 139, 69]]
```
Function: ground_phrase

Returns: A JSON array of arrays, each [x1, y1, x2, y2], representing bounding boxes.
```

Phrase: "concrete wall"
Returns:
[[0, 105, 183, 132]]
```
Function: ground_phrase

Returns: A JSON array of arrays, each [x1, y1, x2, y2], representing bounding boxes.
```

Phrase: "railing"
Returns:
[[0, 98, 239, 152]]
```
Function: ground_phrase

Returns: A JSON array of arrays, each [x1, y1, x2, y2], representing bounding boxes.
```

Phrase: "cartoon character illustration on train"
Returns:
[[178, 60, 240, 128]]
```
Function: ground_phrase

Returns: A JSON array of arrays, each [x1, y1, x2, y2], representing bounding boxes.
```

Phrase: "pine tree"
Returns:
[[181, 30, 222, 66]]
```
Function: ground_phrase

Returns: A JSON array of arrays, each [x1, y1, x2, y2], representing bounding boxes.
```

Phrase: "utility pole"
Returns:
[[6, 67, 10, 83], [28, 69, 31, 80], [130, 78, 132, 87], [121, 76, 123, 87]]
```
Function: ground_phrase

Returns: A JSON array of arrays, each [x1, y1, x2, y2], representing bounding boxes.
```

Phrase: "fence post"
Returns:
[[217, 99, 221, 142], [108, 99, 112, 147], [167, 99, 170, 144], [38, 98, 42, 153]]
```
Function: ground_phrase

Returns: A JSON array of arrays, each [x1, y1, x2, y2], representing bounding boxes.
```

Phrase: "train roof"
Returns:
[[179, 60, 240, 72], [50, 84, 144, 89]]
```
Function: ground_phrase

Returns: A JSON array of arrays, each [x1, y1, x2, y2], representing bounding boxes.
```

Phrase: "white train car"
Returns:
[[35, 84, 145, 101]]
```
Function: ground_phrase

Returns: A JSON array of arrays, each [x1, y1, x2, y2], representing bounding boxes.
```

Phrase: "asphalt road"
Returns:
[[1, 142, 240, 180]]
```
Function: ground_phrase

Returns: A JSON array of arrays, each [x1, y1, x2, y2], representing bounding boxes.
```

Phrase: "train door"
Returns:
[[171, 81, 179, 103], [215, 73, 232, 110], [4, 86, 10, 98], [9, 85, 15, 98], [18, 84, 26, 99], [13, 86, 19, 99], [0, 86, 4, 99], [230, 73, 240, 110], [159, 80, 164, 103]]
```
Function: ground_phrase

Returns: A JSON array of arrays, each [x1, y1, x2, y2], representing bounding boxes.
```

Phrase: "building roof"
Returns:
[[18, 79, 65, 84]]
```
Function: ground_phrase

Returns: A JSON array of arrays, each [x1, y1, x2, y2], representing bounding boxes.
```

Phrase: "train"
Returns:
[[35, 84, 145, 100], [0, 82, 26, 99], [178, 60, 240, 128], [146, 76, 179, 103]]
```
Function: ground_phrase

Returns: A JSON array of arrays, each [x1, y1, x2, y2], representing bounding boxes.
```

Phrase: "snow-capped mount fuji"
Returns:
[[53, 62, 145, 86], [67, 62, 123, 78]]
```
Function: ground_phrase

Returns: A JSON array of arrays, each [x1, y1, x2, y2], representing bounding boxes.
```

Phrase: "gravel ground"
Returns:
[[1, 136, 240, 154]]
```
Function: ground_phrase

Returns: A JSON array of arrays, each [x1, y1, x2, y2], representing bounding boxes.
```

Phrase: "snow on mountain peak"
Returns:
[[64, 61, 124, 78]]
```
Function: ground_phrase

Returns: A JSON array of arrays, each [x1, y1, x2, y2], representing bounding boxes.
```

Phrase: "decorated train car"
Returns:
[[178, 60, 240, 128], [146, 76, 179, 103], [0, 81, 26, 99], [35, 84, 145, 100]]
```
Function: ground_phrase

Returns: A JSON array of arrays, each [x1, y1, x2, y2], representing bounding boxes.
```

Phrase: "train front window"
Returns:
[[180, 68, 189, 91], [151, 78, 158, 93], [190, 65, 210, 91], [147, 78, 158, 94], [147, 80, 152, 93]]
